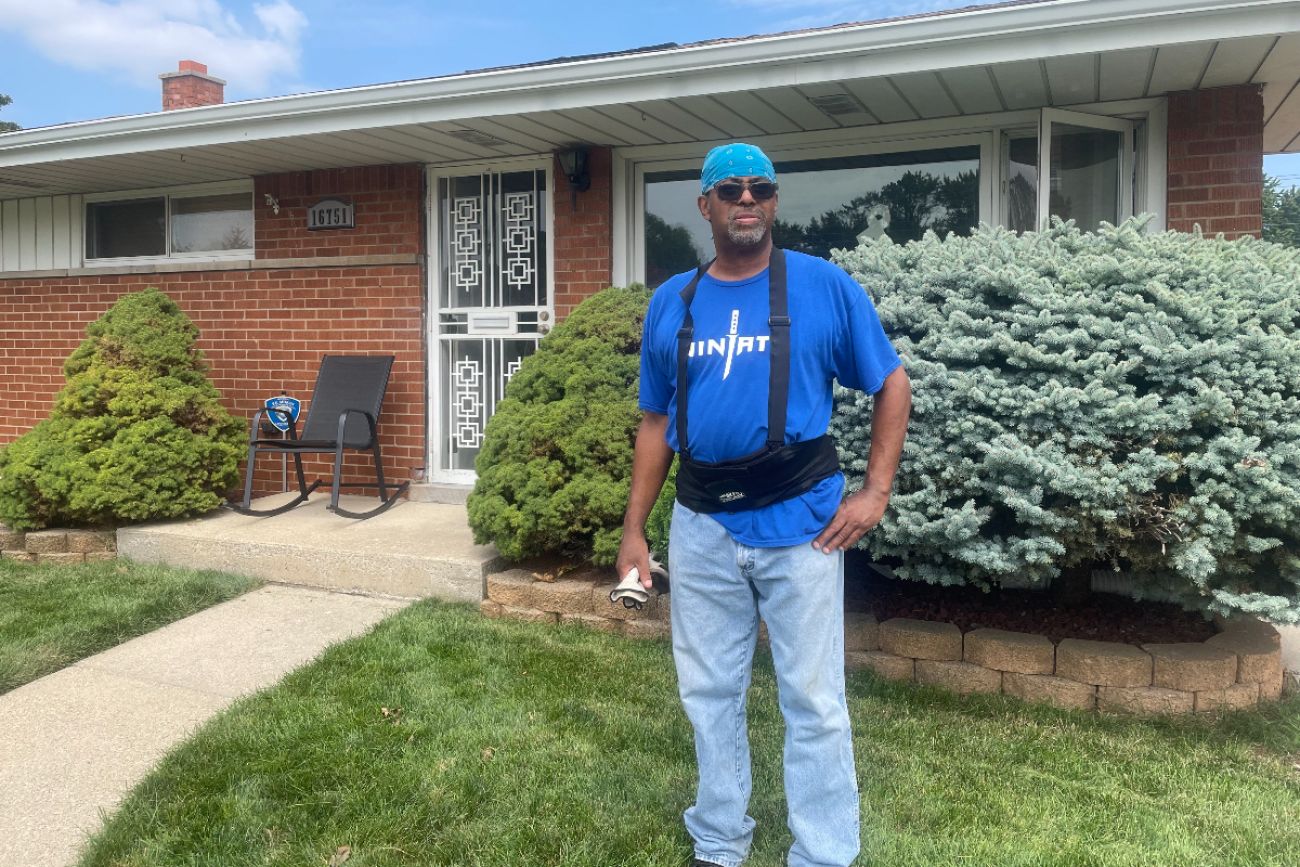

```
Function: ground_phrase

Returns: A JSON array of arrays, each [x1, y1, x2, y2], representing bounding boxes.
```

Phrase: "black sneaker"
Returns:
[[692, 861, 725, 867]]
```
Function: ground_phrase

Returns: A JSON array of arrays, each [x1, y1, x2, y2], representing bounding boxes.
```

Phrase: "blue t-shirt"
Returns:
[[639, 249, 902, 547]]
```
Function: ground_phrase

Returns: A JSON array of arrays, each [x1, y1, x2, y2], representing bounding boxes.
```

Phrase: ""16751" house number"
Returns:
[[307, 198, 355, 230]]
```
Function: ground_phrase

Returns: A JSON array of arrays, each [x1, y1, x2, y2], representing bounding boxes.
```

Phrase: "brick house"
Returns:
[[1, 0, 1297, 500]]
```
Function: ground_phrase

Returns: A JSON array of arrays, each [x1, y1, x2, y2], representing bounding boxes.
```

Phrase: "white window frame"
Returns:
[[613, 99, 1165, 286], [82, 179, 254, 266], [1037, 108, 1137, 231], [425, 155, 555, 485]]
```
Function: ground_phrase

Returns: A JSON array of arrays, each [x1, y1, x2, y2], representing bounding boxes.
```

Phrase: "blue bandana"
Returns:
[[700, 142, 776, 194]]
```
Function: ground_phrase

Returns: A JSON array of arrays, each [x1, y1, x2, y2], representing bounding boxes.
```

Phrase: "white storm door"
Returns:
[[1037, 108, 1136, 231], [432, 166, 552, 482]]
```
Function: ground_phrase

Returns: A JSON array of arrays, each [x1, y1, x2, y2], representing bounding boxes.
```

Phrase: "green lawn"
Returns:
[[78, 600, 1300, 867], [0, 557, 260, 693]]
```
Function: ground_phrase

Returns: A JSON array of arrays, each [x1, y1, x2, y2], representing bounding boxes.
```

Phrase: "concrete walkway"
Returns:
[[0, 584, 412, 867]]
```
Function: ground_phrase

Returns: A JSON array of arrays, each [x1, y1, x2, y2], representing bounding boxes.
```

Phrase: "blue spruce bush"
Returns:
[[831, 218, 1300, 622]]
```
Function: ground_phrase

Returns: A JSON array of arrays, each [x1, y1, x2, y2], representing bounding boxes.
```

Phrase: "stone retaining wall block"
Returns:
[[1056, 639, 1153, 687], [593, 584, 662, 621], [480, 600, 503, 618], [84, 551, 117, 563], [560, 612, 621, 634], [622, 619, 672, 640], [879, 618, 962, 660], [23, 530, 69, 554], [0, 527, 24, 550], [1143, 643, 1237, 691], [36, 552, 85, 565], [1002, 672, 1097, 711], [1261, 670, 1285, 702], [1097, 685, 1195, 715], [915, 660, 1002, 695], [528, 578, 596, 615], [653, 592, 672, 623], [1206, 631, 1283, 686], [964, 628, 1054, 674], [486, 570, 535, 608], [66, 530, 117, 553], [1194, 682, 1260, 713], [845, 612, 880, 652], [846, 650, 915, 682], [2, 551, 35, 563]]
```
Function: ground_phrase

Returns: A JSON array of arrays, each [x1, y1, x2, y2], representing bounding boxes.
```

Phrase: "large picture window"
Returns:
[[634, 106, 1151, 287], [85, 185, 253, 261], [644, 145, 980, 287]]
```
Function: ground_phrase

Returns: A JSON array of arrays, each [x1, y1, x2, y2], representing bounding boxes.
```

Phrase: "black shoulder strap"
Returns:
[[675, 261, 710, 461], [675, 247, 789, 459], [766, 247, 789, 449]]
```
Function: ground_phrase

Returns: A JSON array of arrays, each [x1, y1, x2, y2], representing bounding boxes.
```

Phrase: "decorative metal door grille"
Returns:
[[436, 169, 549, 475]]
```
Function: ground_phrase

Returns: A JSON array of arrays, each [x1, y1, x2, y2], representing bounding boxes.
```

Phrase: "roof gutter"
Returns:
[[0, 0, 1296, 168]]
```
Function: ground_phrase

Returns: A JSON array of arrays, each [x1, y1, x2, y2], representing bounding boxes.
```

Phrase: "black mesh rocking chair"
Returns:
[[230, 355, 409, 519]]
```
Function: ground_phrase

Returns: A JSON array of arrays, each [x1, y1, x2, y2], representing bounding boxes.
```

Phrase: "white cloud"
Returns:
[[0, 0, 307, 94]]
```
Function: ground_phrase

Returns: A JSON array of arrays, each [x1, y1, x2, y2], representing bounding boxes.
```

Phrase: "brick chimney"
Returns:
[[160, 60, 225, 110]]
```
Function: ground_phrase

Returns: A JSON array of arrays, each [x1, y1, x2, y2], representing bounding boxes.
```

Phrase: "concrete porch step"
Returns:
[[117, 492, 500, 601], [407, 482, 472, 505]]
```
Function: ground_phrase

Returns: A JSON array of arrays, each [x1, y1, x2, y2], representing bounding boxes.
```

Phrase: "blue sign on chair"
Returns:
[[263, 395, 301, 433]]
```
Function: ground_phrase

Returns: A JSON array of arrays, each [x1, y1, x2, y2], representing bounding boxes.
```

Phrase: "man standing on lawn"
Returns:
[[617, 142, 911, 867]]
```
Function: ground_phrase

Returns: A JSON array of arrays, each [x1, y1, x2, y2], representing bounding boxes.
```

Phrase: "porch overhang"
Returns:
[[0, 0, 1297, 200]]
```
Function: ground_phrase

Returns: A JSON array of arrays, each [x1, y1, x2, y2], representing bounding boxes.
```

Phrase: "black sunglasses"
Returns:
[[712, 179, 779, 202]]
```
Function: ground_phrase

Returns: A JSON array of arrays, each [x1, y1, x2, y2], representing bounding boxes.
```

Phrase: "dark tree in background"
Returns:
[[1264, 175, 1300, 248], [774, 170, 979, 259], [0, 94, 19, 133], [644, 213, 704, 288]]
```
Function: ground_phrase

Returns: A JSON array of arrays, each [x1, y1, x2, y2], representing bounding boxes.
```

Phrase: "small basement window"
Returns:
[[85, 186, 253, 261]]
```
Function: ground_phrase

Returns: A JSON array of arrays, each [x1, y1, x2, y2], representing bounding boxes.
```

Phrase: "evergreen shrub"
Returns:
[[831, 218, 1300, 621], [468, 286, 675, 565], [0, 288, 244, 529]]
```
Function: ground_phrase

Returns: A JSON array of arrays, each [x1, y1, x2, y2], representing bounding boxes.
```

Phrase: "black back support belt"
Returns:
[[673, 248, 840, 513]]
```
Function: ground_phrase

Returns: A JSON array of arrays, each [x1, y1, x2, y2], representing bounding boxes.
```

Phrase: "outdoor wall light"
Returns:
[[557, 147, 590, 209]]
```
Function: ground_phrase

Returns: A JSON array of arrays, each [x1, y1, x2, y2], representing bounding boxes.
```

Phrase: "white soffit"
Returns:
[[1256, 32, 1300, 151], [0, 0, 1299, 198]]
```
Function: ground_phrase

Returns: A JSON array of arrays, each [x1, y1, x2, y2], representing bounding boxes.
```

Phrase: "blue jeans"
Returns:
[[669, 502, 859, 867]]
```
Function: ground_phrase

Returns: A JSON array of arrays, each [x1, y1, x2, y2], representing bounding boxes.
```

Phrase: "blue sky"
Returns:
[[1, 0, 1297, 184]]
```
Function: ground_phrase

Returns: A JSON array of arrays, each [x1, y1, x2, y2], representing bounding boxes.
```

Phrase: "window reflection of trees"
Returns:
[[643, 149, 983, 283], [1008, 174, 1037, 234], [645, 213, 704, 288], [773, 169, 978, 260]]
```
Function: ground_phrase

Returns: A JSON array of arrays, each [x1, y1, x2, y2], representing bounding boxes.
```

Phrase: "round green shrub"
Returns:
[[831, 218, 1300, 622], [0, 287, 244, 529], [468, 286, 675, 565]]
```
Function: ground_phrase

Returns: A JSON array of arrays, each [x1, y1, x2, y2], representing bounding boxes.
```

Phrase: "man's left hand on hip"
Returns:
[[812, 487, 888, 553]]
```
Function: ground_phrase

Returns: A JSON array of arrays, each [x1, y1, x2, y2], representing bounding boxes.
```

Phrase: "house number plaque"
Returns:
[[307, 198, 355, 230]]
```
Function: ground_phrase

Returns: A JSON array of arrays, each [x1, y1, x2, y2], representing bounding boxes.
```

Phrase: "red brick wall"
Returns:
[[0, 152, 621, 505], [255, 165, 424, 259], [552, 147, 613, 320], [0, 267, 425, 499], [1166, 85, 1264, 239]]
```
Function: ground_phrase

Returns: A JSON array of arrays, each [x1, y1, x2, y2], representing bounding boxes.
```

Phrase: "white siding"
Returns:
[[0, 194, 83, 271]]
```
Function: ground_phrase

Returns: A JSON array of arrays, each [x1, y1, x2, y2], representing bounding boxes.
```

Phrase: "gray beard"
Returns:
[[726, 212, 768, 247]]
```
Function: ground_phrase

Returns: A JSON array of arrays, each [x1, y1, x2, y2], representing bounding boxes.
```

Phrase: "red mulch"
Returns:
[[845, 556, 1215, 646]]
